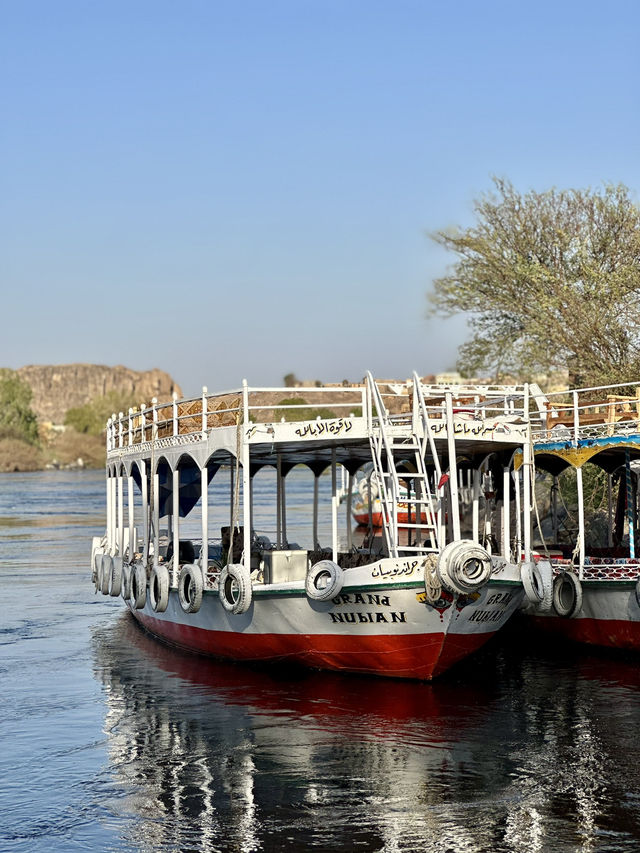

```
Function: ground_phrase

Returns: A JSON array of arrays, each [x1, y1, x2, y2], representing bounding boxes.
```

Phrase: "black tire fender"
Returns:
[[121, 563, 132, 602], [306, 560, 344, 602], [130, 562, 147, 610], [100, 555, 112, 595], [150, 564, 170, 613], [179, 563, 204, 613], [218, 563, 252, 614], [109, 556, 123, 597], [521, 560, 553, 612], [93, 549, 104, 592], [552, 570, 582, 618]]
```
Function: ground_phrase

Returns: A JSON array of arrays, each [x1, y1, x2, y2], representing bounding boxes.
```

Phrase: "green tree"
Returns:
[[65, 391, 139, 436], [0, 370, 39, 443], [429, 178, 640, 385]]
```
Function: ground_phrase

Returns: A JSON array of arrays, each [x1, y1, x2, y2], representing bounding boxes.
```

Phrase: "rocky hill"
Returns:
[[17, 364, 182, 424]]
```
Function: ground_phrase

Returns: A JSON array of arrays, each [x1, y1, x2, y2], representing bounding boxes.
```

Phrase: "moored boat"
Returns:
[[91, 373, 538, 680], [348, 464, 432, 527], [520, 382, 640, 650]]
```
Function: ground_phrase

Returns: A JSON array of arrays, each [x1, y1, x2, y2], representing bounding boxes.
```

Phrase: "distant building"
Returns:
[[432, 371, 493, 386]]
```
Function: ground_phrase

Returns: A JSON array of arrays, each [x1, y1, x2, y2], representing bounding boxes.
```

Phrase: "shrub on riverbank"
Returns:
[[0, 370, 39, 444], [0, 438, 44, 472], [45, 427, 105, 469], [0, 429, 105, 473], [64, 391, 139, 436]]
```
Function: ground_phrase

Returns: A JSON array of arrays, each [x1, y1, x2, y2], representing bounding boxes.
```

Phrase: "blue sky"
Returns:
[[2, 0, 639, 396]]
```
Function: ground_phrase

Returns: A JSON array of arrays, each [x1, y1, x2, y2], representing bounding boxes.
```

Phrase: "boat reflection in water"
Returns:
[[93, 615, 640, 852]]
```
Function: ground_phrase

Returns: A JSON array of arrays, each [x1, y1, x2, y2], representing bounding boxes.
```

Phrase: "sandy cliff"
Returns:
[[17, 363, 182, 424]]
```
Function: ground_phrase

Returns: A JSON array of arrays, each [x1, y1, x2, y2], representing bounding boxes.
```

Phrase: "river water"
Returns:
[[2, 470, 640, 852]]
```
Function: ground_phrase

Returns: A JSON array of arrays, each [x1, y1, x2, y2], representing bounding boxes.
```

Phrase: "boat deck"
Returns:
[[106, 378, 532, 467]]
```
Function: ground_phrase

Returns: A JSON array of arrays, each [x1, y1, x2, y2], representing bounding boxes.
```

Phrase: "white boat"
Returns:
[[519, 381, 640, 650], [91, 373, 537, 680]]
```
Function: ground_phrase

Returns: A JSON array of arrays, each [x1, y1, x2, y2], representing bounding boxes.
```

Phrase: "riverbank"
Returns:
[[0, 430, 104, 473]]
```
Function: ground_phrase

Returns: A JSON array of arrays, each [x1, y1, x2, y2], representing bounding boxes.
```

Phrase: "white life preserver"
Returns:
[[552, 570, 582, 618], [437, 540, 492, 595], [306, 560, 344, 601], [178, 563, 204, 613], [218, 563, 252, 614], [100, 554, 113, 595], [130, 562, 147, 610], [109, 556, 123, 597], [521, 560, 553, 611], [121, 563, 132, 602], [150, 564, 170, 613]]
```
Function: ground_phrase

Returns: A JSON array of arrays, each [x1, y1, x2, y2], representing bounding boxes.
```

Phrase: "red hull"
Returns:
[[134, 610, 491, 680], [530, 615, 640, 651], [353, 510, 429, 528]]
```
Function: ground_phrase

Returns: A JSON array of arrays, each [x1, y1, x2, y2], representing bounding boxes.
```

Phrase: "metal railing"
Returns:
[[106, 383, 368, 452], [531, 381, 640, 444], [105, 377, 538, 454]]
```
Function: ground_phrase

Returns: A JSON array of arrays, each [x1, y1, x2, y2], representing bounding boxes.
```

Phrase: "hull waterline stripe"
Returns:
[[132, 610, 493, 680]]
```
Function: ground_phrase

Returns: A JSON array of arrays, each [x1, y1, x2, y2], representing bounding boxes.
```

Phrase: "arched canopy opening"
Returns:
[[130, 454, 221, 518]]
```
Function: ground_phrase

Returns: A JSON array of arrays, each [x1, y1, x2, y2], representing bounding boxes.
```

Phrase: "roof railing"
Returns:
[[105, 378, 536, 452]]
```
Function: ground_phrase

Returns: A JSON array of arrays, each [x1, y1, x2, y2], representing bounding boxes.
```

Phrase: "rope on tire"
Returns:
[[423, 554, 442, 603]]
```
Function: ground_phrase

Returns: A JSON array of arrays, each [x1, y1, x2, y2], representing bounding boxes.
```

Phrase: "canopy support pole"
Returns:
[[514, 467, 522, 560], [472, 468, 480, 544], [313, 474, 319, 550], [346, 471, 353, 551], [331, 448, 338, 561], [576, 466, 585, 578], [141, 462, 149, 565], [153, 468, 160, 569], [502, 465, 510, 560], [127, 471, 134, 559], [626, 449, 635, 559], [607, 474, 613, 548], [276, 454, 282, 548], [201, 465, 208, 585], [172, 468, 180, 586]]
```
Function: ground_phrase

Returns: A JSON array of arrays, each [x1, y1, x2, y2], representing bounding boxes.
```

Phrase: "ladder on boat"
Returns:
[[366, 372, 443, 558]]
